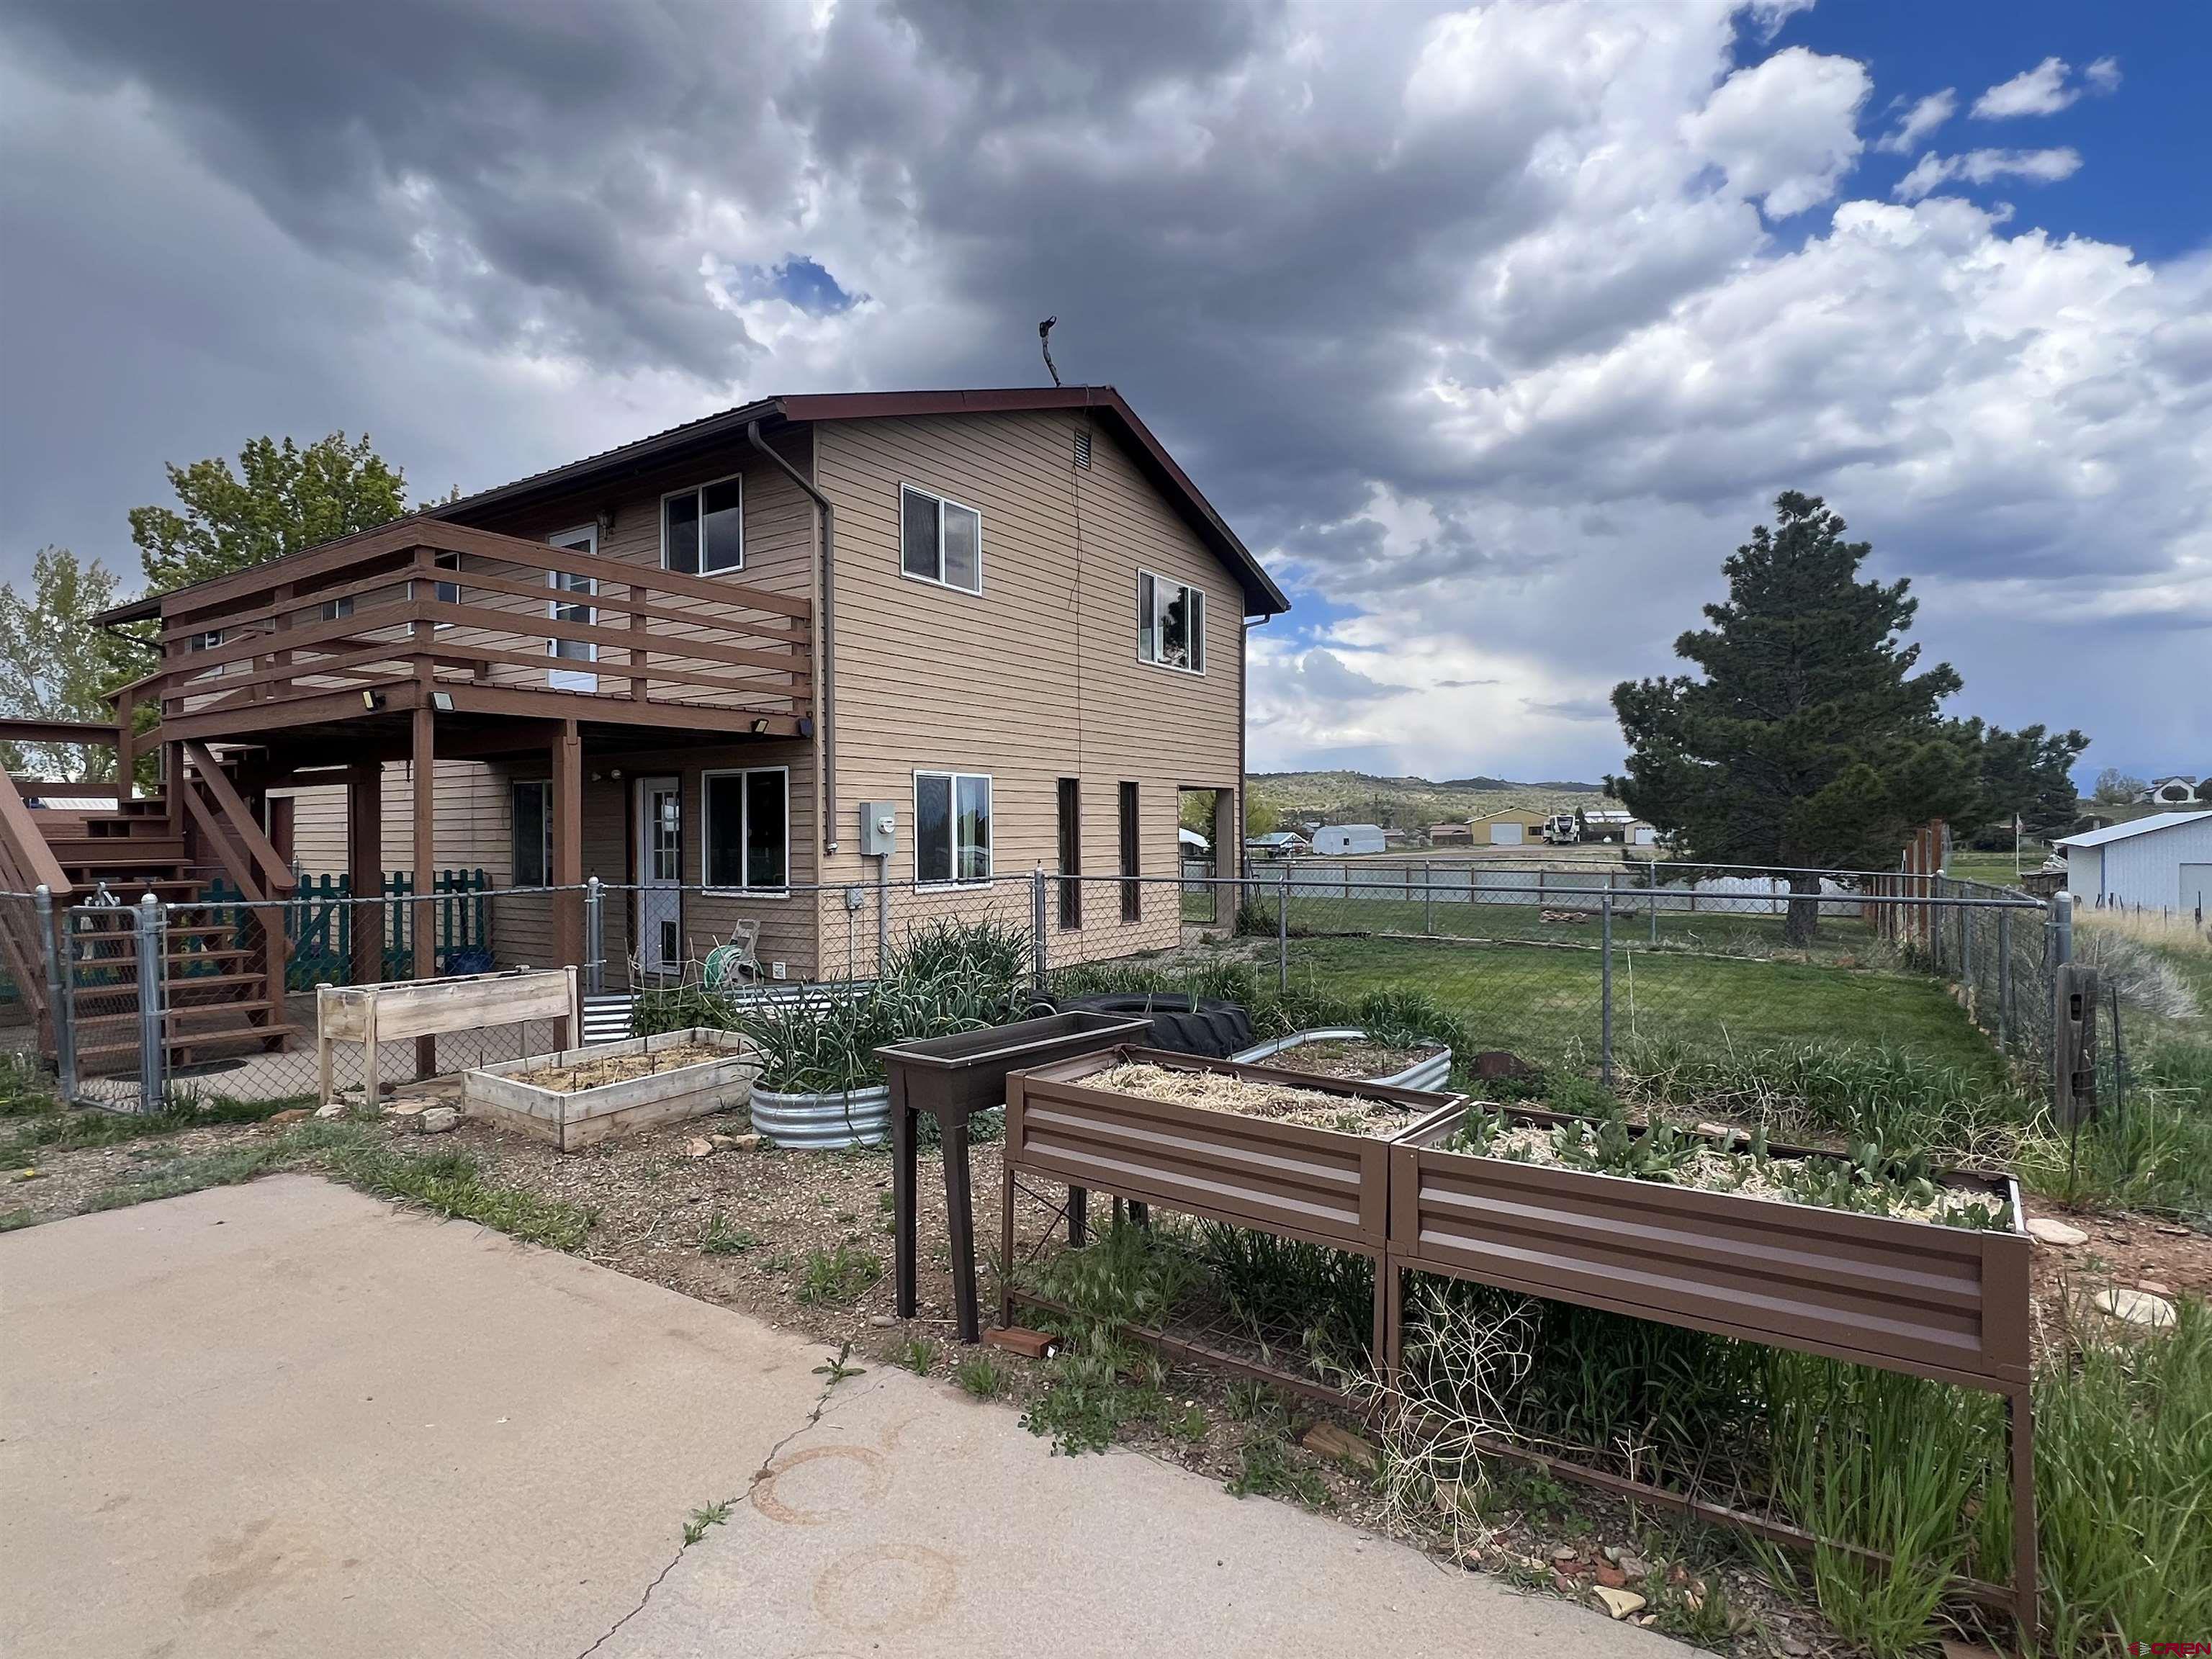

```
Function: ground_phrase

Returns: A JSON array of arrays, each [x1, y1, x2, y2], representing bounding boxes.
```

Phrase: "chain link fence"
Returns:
[[16, 854, 2059, 1112]]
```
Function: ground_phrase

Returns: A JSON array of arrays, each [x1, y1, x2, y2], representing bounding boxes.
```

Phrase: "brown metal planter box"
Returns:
[[1385, 1104, 2038, 1632], [1004, 1046, 1464, 1369], [1010, 1046, 1464, 1252], [1385, 1106, 2030, 1389]]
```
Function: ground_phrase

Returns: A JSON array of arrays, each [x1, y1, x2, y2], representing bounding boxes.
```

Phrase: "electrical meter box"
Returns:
[[858, 801, 899, 858]]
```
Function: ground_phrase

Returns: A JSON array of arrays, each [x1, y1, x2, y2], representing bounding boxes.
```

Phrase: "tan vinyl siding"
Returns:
[[815, 410, 1244, 971], [273, 760, 511, 880]]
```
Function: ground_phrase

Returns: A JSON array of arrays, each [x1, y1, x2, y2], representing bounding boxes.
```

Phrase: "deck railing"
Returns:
[[146, 521, 813, 740]]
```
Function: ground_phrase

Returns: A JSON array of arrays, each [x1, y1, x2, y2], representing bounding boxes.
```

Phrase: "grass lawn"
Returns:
[[1942, 845, 2047, 888], [1282, 933, 2008, 1079], [1279, 891, 1881, 963]]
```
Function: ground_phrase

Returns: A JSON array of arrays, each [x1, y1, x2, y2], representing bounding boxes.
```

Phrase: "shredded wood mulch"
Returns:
[[1087, 1061, 1419, 1136], [1256, 1038, 1438, 1082]]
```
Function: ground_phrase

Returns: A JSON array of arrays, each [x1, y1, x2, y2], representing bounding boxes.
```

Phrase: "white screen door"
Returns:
[[547, 524, 598, 692], [637, 776, 682, 974]]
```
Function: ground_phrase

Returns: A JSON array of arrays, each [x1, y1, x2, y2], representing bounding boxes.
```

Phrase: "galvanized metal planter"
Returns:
[[1230, 1028, 1453, 1092], [1384, 1102, 2037, 1632], [748, 1082, 891, 1149], [1002, 1046, 1464, 1365]]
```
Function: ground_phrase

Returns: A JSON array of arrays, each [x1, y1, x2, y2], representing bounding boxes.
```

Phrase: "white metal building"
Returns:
[[2054, 811, 2212, 913], [1310, 823, 1386, 856]]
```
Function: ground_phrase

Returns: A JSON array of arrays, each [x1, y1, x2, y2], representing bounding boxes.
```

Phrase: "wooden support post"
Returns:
[[348, 762, 382, 989], [629, 586, 649, 701], [551, 719, 584, 971], [114, 683, 136, 801], [411, 701, 437, 1076]]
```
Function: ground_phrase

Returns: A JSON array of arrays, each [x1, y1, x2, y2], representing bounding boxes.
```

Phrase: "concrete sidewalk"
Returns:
[[1, 1175, 1679, 1658]]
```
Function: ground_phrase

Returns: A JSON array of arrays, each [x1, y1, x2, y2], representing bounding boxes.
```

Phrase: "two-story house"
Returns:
[[15, 388, 1285, 1066]]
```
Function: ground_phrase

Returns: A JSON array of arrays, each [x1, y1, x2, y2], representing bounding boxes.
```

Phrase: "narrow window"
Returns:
[[899, 485, 984, 594], [1057, 778, 1082, 929], [703, 767, 790, 890], [433, 550, 462, 606], [512, 781, 551, 887], [663, 475, 745, 575], [319, 595, 354, 623], [916, 770, 992, 884], [1137, 572, 1205, 673], [1119, 781, 1141, 923]]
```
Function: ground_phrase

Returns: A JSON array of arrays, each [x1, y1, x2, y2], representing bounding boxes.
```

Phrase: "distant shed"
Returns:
[[1310, 823, 1386, 856], [2054, 811, 2212, 912]]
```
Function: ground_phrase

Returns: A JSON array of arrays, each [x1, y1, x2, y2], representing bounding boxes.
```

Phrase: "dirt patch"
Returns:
[[2024, 1202, 2212, 1340], [505, 1043, 740, 1094], [1259, 1039, 1439, 1082], [1087, 1061, 1421, 1137]]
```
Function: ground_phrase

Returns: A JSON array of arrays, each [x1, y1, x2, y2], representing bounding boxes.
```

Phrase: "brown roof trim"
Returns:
[[96, 385, 1290, 625]]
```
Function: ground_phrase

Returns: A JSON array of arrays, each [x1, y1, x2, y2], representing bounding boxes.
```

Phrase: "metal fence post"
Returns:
[[136, 893, 165, 1113], [1422, 860, 1433, 935], [583, 876, 604, 995], [1277, 866, 1290, 994], [36, 886, 74, 1102], [1599, 891, 1614, 1087], [1030, 867, 1048, 998], [1997, 907, 2013, 1053], [2051, 889, 2072, 968], [2049, 891, 2073, 1116]]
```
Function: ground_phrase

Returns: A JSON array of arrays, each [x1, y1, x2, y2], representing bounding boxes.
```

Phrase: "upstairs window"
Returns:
[[319, 595, 354, 622], [433, 550, 462, 606], [664, 475, 745, 575], [900, 485, 982, 594], [1138, 572, 1204, 673], [916, 770, 992, 884]]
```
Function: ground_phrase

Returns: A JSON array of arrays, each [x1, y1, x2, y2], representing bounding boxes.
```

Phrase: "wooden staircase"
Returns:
[[0, 742, 300, 1082]]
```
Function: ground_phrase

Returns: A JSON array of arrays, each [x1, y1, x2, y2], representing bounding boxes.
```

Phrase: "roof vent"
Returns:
[[1073, 428, 1092, 469]]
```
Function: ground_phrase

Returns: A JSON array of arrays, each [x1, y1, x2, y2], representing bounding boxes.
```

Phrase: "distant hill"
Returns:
[[1246, 770, 1618, 832]]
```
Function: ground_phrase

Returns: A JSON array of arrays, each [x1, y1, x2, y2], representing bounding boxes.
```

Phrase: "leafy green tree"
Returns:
[[2091, 768, 2145, 806], [1610, 492, 1979, 942], [129, 431, 410, 593], [0, 547, 136, 781]]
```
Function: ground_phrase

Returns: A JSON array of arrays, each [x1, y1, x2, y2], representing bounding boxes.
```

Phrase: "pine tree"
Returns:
[[1611, 493, 1977, 942]]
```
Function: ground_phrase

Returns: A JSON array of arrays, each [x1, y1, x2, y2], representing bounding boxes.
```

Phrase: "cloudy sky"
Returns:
[[2, 0, 2205, 786]]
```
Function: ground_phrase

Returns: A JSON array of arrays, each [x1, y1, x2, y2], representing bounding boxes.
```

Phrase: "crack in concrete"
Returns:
[[572, 1355, 872, 1659]]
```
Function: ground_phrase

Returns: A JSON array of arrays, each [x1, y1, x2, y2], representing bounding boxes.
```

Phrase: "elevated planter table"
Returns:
[[877, 1011, 1150, 1342], [1386, 1105, 2036, 1634]]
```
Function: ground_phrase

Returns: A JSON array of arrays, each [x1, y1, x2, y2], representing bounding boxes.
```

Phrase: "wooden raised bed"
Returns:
[[1385, 1103, 2036, 1631], [1002, 1046, 1463, 1367], [462, 1027, 755, 1151], [318, 967, 579, 1111]]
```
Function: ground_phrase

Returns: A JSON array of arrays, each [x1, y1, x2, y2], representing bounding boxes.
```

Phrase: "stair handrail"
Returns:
[[0, 776, 74, 899], [181, 742, 297, 896]]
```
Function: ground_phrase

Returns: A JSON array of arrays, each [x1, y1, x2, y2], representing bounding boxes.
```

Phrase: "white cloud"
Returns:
[[1894, 146, 2082, 202], [1681, 45, 1869, 218], [1972, 55, 2121, 120], [1875, 88, 1956, 155]]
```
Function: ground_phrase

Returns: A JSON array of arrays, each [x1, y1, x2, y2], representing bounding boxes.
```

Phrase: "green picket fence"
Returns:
[[200, 870, 493, 990]]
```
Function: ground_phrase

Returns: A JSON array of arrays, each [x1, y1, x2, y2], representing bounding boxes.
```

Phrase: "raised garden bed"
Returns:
[[749, 1083, 891, 1150], [1231, 1027, 1452, 1090], [463, 1027, 754, 1152], [1003, 1046, 1464, 1366], [1385, 1100, 2037, 1633]]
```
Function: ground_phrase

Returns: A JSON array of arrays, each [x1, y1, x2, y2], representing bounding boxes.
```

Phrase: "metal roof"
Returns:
[[2054, 810, 2212, 849]]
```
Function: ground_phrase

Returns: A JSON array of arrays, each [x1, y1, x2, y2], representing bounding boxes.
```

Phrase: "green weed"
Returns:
[[699, 1209, 760, 1255], [794, 1245, 883, 1306], [953, 1352, 1007, 1398]]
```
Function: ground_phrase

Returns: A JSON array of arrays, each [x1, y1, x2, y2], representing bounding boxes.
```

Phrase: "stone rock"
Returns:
[[708, 1133, 739, 1151], [1941, 1640, 2007, 1659], [1779, 1637, 1811, 1657], [1550, 1545, 1579, 1563], [1432, 1478, 1467, 1516], [2094, 1286, 2176, 1328], [2026, 1218, 2089, 1246], [867, 1313, 896, 1328], [1298, 1422, 1378, 1470], [1591, 1587, 1645, 1620], [420, 1106, 460, 1136], [729, 1132, 763, 1152], [267, 1107, 312, 1125], [1617, 1552, 1651, 1578], [685, 1137, 715, 1159], [313, 1102, 351, 1120], [1594, 1561, 1627, 1588]]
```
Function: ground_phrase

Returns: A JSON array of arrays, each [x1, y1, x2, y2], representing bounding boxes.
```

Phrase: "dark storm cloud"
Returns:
[[0, 0, 2201, 781]]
